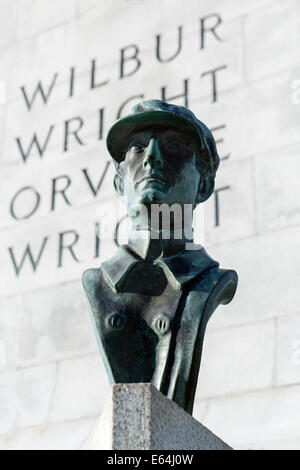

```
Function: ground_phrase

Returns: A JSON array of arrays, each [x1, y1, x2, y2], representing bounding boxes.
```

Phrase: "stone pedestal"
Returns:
[[85, 383, 232, 450]]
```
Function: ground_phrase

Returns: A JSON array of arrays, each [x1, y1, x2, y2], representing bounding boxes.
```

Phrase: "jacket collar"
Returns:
[[102, 241, 219, 293]]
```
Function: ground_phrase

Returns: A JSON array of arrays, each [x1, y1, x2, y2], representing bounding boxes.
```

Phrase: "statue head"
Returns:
[[106, 100, 220, 223]]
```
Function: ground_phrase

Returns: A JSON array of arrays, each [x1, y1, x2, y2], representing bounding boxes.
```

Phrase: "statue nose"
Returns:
[[143, 138, 163, 169]]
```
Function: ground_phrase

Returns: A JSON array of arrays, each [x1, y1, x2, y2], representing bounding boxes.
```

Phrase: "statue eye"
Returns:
[[163, 140, 193, 155], [134, 145, 146, 154], [129, 143, 146, 154]]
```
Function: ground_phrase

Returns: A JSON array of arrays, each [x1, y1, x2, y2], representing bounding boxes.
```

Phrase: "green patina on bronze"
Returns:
[[82, 100, 238, 415]]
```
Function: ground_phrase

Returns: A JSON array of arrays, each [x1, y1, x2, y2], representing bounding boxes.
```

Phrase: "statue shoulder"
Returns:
[[186, 265, 238, 333], [204, 265, 238, 309], [82, 267, 99, 289], [210, 266, 238, 305], [82, 264, 117, 299], [192, 264, 238, 306]]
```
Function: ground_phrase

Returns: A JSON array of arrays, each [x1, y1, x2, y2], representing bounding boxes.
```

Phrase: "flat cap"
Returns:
[[106, 99, 220, 175]]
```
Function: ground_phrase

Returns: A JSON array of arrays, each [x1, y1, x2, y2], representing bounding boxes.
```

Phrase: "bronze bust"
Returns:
[[82, 100, 238, 414]]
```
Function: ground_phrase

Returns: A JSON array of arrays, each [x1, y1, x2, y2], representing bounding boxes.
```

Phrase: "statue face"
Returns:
[[118, 127, 201, 215]]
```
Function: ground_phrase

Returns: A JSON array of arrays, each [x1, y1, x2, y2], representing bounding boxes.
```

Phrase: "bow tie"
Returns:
[[108, 259, 168, 295]]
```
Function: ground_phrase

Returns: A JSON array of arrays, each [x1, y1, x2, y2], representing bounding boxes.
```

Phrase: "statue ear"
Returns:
[[196, 172, 215, 204], [114, 172, 124, 196]]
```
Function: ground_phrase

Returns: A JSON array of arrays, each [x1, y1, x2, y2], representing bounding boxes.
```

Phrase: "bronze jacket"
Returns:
[[83, 243, 237, 414]]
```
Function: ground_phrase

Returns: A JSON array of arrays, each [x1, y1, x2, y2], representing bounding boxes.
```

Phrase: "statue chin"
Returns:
[[138, 188, 169, 205]]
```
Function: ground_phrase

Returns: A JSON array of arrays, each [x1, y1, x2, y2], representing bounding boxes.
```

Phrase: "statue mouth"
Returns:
[[138, 173, 169, 186]]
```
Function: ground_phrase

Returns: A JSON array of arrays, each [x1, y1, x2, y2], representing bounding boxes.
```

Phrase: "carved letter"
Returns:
[[214, 186, 230, 226], [91, 59, 109, 89], [95, 222, 100, 258], [201, 65, 227, 103], [161, 79, 189, 107], [156, 26, 182, 62], [120, 45, 141, 79], [21, 74, 58, 110], [16, 125, 55, 163], [8, 237, 48, 276], [58, 230, 80, 267], [98, 108, 105, 140], [69, 67, 76, 98], [211, 124, 230, 160], [64, 117, 85, 152], [82, 161, 111, 197], [10, 186, 41, 220], [51, 175, 72, 211], [200, 14, 222, 49]]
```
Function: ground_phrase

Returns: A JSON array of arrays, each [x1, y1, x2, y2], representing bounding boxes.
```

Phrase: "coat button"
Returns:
[[154, 314, 170, 336], [107, 312, 126, 330]]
